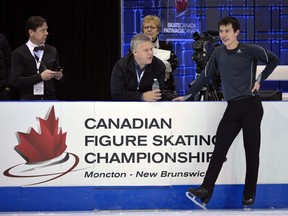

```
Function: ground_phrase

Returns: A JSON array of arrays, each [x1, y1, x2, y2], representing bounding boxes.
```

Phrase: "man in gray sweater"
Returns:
[[174, 16, 280, 208]]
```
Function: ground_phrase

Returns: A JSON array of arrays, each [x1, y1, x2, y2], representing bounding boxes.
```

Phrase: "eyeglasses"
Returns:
[[143, 26, 158, 30]]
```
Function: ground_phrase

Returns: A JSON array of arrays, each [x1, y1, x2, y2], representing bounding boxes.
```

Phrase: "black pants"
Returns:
[[202, 95, 263, 196]]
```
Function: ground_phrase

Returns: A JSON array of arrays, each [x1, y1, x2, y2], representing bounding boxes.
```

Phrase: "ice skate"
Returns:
[[242, 194, 255, 210], [186, 186, 212, 210]]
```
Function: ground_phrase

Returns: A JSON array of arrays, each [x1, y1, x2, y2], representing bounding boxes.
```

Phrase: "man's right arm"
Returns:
[[11, 49, 42, 89], [172, 71, 211, 101], [185, 71, 211, 100]]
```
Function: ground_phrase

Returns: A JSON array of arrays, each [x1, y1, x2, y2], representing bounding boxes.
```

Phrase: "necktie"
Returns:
[[33, 45, 45, 52]]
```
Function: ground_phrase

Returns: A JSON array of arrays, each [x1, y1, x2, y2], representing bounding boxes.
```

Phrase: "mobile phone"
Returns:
[[54, 66, 63, 71]]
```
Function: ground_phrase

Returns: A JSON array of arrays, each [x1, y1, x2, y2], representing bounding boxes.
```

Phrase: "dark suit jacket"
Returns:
[[111, 52, 165, 101], [10, 44, 61, 100]]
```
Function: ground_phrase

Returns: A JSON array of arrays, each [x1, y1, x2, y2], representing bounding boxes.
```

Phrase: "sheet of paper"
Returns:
[[153, 48, 171, 61]]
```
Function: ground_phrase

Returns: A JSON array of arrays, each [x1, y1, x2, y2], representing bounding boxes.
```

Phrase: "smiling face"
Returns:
[[133, 41, 154, 69], [219, 23, 239, 50], [29, 22, 48, 46]]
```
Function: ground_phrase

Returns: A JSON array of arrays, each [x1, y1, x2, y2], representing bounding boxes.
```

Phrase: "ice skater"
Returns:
[[173, 16, 280, 209]]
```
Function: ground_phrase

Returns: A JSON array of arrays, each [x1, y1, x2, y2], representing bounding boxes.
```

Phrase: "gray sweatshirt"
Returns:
[[187, 43, 280, 101]]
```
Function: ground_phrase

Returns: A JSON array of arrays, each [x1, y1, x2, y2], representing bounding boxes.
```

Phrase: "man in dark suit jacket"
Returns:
[[111, 34, 165, 101], [10, 16, 63, 100]]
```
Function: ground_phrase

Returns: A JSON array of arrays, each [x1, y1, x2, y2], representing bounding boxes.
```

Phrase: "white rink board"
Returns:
[[0, 101, 287, 187]]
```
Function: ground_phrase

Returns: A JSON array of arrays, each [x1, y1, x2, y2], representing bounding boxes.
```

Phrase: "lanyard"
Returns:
[[33, 51, 44, 73], [136, 70, 145, 90]]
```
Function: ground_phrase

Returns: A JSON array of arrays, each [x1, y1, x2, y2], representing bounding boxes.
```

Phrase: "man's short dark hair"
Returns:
[[25, 16, 47, 37], [218, 16, 240, 32]]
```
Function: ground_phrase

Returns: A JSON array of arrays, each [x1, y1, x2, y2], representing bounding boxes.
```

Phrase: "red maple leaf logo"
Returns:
[[14, 106, 67, 164]]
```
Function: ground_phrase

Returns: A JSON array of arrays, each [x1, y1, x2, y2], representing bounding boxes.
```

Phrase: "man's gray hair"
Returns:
[[130, 34, 151, 52]]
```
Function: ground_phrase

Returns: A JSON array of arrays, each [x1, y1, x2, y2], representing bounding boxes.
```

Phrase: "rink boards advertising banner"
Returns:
[[0, 101, 288, 187]]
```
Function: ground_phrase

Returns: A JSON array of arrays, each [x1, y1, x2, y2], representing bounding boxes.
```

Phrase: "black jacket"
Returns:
[[158, 40, 178, 72], [10, 43, 61, 100], [111, 52, 165, 101], [157, 40, 178, 95]]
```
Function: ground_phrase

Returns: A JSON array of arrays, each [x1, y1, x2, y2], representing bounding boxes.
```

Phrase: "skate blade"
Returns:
[[186, 191, 207, 210]]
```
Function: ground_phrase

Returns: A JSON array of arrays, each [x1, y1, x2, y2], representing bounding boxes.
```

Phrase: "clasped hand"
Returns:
[[143, 89, 162, 102], [41, 69, 63, 81]]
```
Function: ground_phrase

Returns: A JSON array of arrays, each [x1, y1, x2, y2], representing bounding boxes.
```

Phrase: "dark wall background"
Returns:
[[0, 0, 121, 101]]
